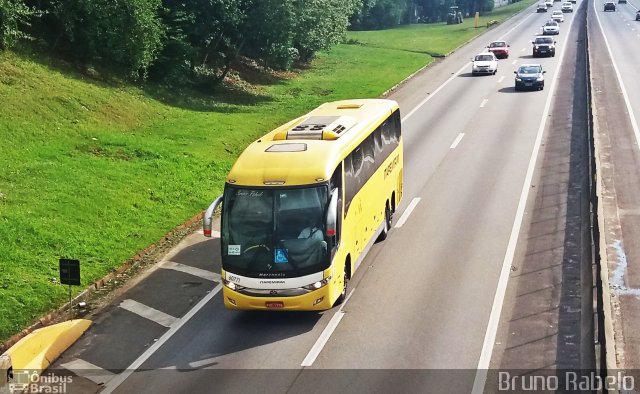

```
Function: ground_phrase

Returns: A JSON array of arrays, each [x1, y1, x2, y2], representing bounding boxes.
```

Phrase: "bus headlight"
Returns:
[[303, 276, 331, 291], [223, 279, 245, 291]]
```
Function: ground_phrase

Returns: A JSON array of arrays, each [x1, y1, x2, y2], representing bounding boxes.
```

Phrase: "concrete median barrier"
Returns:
[[3, 320, 91, 376], [0, 354, 11, 389]]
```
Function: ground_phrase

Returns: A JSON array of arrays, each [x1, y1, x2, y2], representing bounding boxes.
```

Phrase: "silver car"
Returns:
[[542, 20, 560, 35], [471, 52, 498, 76]]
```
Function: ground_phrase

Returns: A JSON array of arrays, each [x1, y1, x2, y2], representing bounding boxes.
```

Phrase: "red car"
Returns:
[[487, 41, 510, 59]]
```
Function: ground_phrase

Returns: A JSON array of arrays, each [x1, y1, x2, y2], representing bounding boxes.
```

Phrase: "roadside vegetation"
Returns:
[[0, 0, 535, 342]]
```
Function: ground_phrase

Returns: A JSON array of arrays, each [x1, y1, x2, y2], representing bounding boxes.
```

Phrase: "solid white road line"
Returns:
[[61, 358, 115, 386], [498, 76, 505, 83], [402, 62, 471, 122], [159, 260, 221, 282], [450, 133, 465, 149], [471, 5, 579, 393], [594, 0, 640, 151], [119, 299, 178, 328], [394, 198, 421, 228], [301, 289, 355, 367], [102, 284, 223, 394], [401, 13, 535, 123], [480, 98, 489, 108]]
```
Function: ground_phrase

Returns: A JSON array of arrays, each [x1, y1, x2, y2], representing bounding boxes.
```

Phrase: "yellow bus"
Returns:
[[203, 99, 403, 310]]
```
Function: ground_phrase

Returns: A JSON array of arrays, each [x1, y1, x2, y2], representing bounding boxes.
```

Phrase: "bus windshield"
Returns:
[[221, 185, 330, 277]]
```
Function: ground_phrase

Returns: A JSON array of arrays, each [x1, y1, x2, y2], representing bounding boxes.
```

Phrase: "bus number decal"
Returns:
[[384, 154, 400, 179]]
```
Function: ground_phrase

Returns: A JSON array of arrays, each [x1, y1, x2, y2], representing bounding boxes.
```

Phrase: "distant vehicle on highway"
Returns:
[[514, 64, 546, 91], [618, 0, 626, 4], [604, 1, 616, 11], [636, 10, 640, 19], [542, 20, 560, 34], [561, 2, 574, 12], [471, 52, 498, 75], [551, 10, 565, 22], [537, 3, 548, 12], [487, 41, 510, 59], [532, 35, 556, 57], [545, 0, 554, 7]]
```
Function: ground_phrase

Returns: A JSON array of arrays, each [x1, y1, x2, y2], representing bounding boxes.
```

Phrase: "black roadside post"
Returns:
[[59, 258, 80, 320]]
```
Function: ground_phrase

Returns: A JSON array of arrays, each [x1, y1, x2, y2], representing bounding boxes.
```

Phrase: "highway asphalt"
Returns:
[[41, 1, 640, 392]]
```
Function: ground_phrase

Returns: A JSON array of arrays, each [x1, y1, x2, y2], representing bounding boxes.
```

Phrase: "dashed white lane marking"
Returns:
[[471, 4, 579, 392], [102, 284, 223, 394], [301, 289, 355, 367], [512, 59, 518, 65], [402, 62, 470, 122], [480, 98, 489, 108], [498, 76, 505, 83], [521, 47, 526, 51], [61, 359, 115, 385], [159, 260, 221, 282], [394, 198, 421, 228], [401, 13, 535, 122], [119, 299, 178, 328], [450, 133, 465, 149]]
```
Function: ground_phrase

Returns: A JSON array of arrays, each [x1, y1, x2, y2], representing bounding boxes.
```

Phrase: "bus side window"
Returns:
[[344, 154, 354, 214], [392, 109, 401, 141], [330, 164, 343, 250]]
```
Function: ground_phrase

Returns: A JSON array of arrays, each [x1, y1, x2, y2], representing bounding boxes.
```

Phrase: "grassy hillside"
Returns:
[[0, 0, 535, 342]]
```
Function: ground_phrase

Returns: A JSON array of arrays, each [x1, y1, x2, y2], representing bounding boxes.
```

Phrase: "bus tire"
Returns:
[[377, 206, 391, 242], [335, 263, 349, 305]]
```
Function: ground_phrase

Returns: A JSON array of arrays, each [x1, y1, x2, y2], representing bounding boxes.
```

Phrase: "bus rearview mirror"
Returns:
[[325, 189, 338, 237], [203, 194, 223, 237]]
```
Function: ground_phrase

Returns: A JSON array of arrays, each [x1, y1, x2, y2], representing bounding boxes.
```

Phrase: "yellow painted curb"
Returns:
[[3, 319, 91, 373]]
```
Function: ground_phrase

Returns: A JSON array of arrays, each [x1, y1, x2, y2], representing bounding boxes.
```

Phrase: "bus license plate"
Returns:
[[266, 301, 284, 308]]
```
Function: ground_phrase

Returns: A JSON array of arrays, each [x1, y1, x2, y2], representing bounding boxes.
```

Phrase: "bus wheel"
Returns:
[[377, 206, 391, 242], [335, 267, 348, 305]]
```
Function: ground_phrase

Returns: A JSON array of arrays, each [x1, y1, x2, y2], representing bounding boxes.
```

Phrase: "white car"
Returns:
[[545, 0, 554, 6], [551, 10, 564, 22], [561, 2, 574, 11], [471, 52, 498, 76], [542, 20, 560, 35]]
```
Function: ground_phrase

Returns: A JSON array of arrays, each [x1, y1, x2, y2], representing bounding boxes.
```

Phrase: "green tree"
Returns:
[[50, 0, 164, 79], [351, 0, 409, 30], [243, 0, 295, 69], [0, 0, 33, 50], [292, 0, 361, 63]]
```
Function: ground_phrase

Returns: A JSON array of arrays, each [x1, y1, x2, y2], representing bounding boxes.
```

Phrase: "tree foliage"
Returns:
[[1, 0, 503, 87], [49, 0, 164, 78], [351, 0, 409, 30], [0, 0, 32, 49]]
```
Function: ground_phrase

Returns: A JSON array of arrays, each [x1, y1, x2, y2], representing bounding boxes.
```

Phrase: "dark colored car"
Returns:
[[637, 10, 640, 20], [618, 0, 627, 3], [604, 2, 616, 11], [514, 64, 546, 91], [532, 36, 556, 57]]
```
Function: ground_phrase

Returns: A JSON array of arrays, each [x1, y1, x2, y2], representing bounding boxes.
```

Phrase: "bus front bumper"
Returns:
[[222, 285, 335, 311]]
